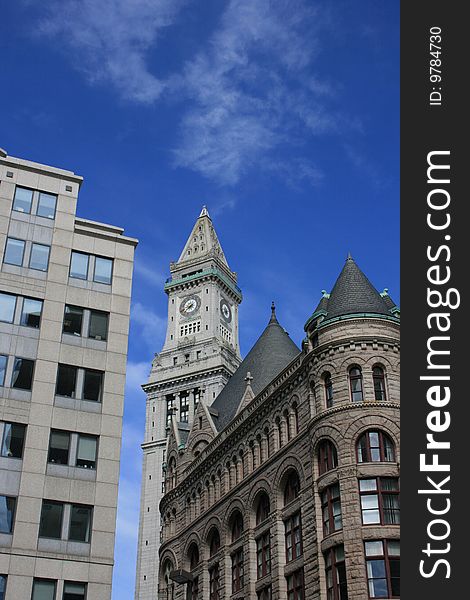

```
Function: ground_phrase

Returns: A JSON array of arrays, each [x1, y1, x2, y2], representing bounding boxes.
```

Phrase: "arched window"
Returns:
[[231, 512, 244, 542], [284, 471, 301, 505], [373, 366, 387, 401], [161, 560, 174, 600], [349, 366, 364, 402], [255, 493, 271, 525], [324, 373, 334, 408], [318, 440, 338, 475], [189, 543, 199, 570], [357, 430, 396, 463], [291, 404, 299, 435], [209, 528, 220, 557]]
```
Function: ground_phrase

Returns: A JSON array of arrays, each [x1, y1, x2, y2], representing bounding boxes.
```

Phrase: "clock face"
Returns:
[[220, 298, 232, 323], [180, 295, 201, 316]]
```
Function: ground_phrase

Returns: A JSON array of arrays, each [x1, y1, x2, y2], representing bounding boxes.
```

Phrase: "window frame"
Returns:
[[357, 431, 396, 463], [0, 292, 17, 323], [1, 422, 26, 459], [209, 563, 220, 600], [11, 357, 35, 390], [68, 504, 93, 543], [56, 364, 78, 398], [36, 191, 57, 220], [0, 495, 16, 534], [28, 243, 51, 272], [20, 297, 43, 328], [62, 581, 87, 600], [321, 482, 343, 536], [364, 539, 400, 598], [349, 366, 364, 402], [372, 367, 387, 401], [12, 186, 34, 214], [63, 305, 84, 337], [324, 372, 334, 408], [39, 500, 64, 539], [93, 256, 113, 285], [31, 579, 57, 600], [3, 237, 26, 267], [0, 356, 7, 387], [286, 568, 305, 600], [231, 547, 244, 593], [359, 477, 400, 526], [256, 531, 271, 579], [318, 440, 338, 475], [325, 545, 348, 600], [69, 252, 90, 281], [284, 511, 302, 562], [88, 309, 109, 341]]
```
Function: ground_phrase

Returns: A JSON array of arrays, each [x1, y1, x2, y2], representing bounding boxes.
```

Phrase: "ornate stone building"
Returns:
[[156, 250, 400, 600]]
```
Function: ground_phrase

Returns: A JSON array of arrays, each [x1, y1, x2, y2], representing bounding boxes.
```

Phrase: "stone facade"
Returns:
[[0, 148, 137, 599], [156, 255, 400, 600]]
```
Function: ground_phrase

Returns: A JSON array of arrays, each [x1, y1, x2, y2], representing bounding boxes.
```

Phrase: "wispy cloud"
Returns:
[[130, 302, 166, 350], [172, 0, 337, 185], [38, 0, 187, 103], [134, 259, 165, 287]]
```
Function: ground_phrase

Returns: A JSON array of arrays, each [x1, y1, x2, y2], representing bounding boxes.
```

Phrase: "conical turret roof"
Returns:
[[306, 255, 398, 328], [212, 305, 300, 431]]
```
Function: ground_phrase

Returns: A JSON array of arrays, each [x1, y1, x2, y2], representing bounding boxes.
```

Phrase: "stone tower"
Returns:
[[134, 206, 242, 600]]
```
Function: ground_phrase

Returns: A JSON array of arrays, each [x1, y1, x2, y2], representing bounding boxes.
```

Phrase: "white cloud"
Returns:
[[134, 259, 165, 287], [172, 0, 336, 185], [125, 360, 149, 394], [130, 302, 166, 350], [38, 0, 187, 103]]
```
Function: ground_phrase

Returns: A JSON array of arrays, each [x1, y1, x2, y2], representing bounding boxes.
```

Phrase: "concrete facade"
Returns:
[[157, 258, 400, 600], [0, 149, 137, 599], [135, 208, 242, 600]]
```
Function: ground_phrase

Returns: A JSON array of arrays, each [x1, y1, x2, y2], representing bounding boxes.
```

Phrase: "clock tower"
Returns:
[[134, 206, 242, 600]]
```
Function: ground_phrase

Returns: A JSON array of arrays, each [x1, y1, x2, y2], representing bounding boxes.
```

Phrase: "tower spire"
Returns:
[[269, 301, 279, 324], [176, 206, 229, 268]]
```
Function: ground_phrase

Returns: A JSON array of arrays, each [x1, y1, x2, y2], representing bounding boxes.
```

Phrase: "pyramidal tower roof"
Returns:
[[306, 255, 399, 328], [176, 205, 229, 268], [212, 304, 300, 431]]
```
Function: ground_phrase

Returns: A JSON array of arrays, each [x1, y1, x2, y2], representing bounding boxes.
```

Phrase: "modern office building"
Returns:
[[0, 148, 137, 599]]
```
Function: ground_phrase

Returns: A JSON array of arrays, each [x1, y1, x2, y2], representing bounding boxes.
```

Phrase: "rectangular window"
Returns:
[[166, 396, 174, 427], [11, 357, 34, 390], [93, 257, 113, 284], [180, 394, 189, 423], [37, 192, 57, 219], [70, 252, 89, 280], [0, 575, 6, 600], [0, 356, 6, 387], [48, 430, 70, 465], [325, 545, 348, 600], [0, 292, 16, 323], [321, 482, 343, 536], [63, 582, 87, 600], [4, 238, 25, 266], [63, 305, 84, 336], [365, 540, 400, 598], [0, 496, 16, 534], [360, 478, 400, 525], [39, 501, 64, 539], [21, 298, 43, 328], [56, 365, 77, 398], [83, 369, 103, 402], [286, 569, 304, 600], [285, 512, 302, 562], [231, 549, 244, 593], [29, 243, 50, 271], [1, 423, 26, 458], [256, 532, 271, 579], [32, 579, 57, 600], [69, 504, 92, 542], [76, 435, 97, 469], [209, 564, 220, 600], [12, 186, 33, 214], [88, 310, 108, 341]]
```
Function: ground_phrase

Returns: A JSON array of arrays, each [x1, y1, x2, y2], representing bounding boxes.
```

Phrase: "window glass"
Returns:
[[83, 370, 103, 402], [29, 243, 50, 271], [63, 582, 86, 600], [56, 365, 77, 398], [93, 257, 113, 284], [88, 310, 108, 341], [12, 186, 33, 214], [1, 423, 26, 458], [0, 292, 16, 323], [37, 192, 57, 219], [69, 505, 92, 542], [0, 496, 15, 533], [48, 431, 70, 465], [76, 435, 97, 469], [39, 501, 63, 538], [11, 358, 34, 390], [3, 238, 25, 266], [63, 306, 83, 336], [20, 298, 43, 328], [32, 580, 56, 600], [70, 252, 89, 280], [0, 575, 6, 600], [0, 356, 6, 387]]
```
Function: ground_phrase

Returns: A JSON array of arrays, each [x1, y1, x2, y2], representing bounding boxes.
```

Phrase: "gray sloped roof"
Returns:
[[308, 256, 398, 325], [212, 308, 300, 431]]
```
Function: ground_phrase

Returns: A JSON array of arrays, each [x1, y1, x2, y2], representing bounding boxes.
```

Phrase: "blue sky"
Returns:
[[1, 1, 399, 597]]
